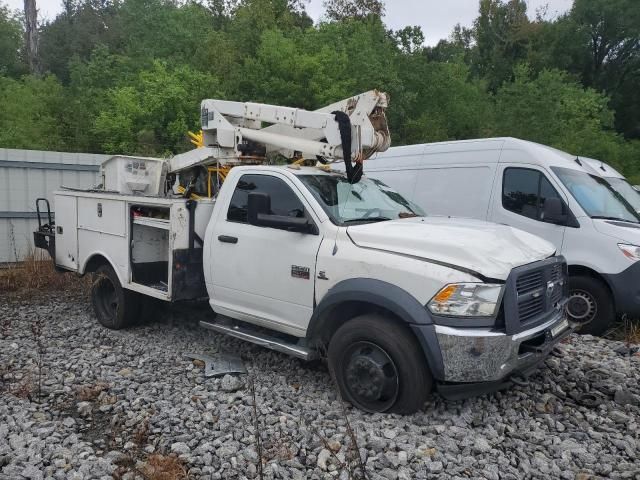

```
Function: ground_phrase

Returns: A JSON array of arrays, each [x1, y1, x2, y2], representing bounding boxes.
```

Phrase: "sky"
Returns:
[[4, 0, 574, 46]]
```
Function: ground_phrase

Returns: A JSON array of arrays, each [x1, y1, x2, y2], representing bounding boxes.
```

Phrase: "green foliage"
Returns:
[[0, 75, 65, 149], [492, 65, 640, 181], [93, 61, 221, 155], [398, 60, 493, 144], [0, 0, 638, 180], [0, 4, 24, 76], [324, 0, 384, 21]]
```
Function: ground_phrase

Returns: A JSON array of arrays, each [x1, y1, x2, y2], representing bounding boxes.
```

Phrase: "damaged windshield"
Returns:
[[298, 175, 425, 225]]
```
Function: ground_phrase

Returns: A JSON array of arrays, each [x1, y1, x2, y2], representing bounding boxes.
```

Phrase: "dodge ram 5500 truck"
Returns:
[[34, 93, 571, 413]]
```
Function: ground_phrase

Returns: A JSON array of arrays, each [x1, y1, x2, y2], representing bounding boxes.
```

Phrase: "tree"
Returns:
[[38, 0, 120, 81], [427, 24, 473, 64], [394, 26, 425, 54], [395, 59, 493, 144], [0, 4, 24, 76], [323, 0, 384, 21], [493, 65, 620, 158], [0, 75, 65, 149], [473, 0, 531, 90], [23, 0, 37, 73], [569, 0, 640, 139], [93, 61, 222, 155]]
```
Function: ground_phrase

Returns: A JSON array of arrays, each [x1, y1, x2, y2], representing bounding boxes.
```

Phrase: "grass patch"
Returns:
[[139, 454, 188, 480], [605, 316, 640, 345], [0, 251, 89, 295]]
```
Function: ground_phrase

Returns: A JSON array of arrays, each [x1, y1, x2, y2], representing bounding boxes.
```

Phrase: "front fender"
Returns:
[[308, 278, 445, 380]]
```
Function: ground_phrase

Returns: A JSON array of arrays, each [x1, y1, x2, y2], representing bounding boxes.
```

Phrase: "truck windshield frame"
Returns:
[[551, 166, 640, 223], [298, 174, 425, 226]]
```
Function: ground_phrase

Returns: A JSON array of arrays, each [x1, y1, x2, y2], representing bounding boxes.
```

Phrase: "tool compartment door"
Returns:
[[54, 194, 78, 271]]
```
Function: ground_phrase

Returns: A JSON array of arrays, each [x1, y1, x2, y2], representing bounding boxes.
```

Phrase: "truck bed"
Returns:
[[53, 189, 215, 301]]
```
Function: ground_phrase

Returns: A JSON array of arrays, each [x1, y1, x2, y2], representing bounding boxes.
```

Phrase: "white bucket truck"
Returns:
[[34, 97, 570, 413]]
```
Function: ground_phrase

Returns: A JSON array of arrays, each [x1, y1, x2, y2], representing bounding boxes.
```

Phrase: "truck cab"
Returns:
[[201, 165, 570, 412]]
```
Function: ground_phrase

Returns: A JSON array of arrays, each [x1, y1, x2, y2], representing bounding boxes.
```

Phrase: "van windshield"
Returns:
[[606, 177, 640, 213], [298, 175, 425, 225], [551, 167, 640, 223]]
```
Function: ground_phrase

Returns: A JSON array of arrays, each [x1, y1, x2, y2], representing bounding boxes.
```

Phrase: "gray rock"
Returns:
[[426, 461, 444, 473], [614, 388, 639, 406], [474, 437, 491, 453], [220, 374, 244, 392], [317, 449, 331, 471], [171, 442, 191, 455], [76, 402, 92, 417], [2, 297, 639, 480]]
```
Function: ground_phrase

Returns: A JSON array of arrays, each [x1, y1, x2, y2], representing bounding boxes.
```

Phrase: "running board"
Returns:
[[200, 319, 318, 361]]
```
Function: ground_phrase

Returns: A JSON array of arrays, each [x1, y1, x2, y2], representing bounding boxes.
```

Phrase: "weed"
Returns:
[[0, 249, 90, 295], [248, 375, 265, 480], [604, 316, 640, 345], [133, 417, 150, 447], [30, 315, 45, 402], [76, 382, 110, 401], [262, 425, 296, 463], [139, 454, 188, 480], [9, 371, 35, 400]]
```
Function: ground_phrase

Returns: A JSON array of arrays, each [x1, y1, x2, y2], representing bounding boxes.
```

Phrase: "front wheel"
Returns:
[[567, 275, 614, 336], [327, 314, 432, 414], [91, 264, 140, 329]]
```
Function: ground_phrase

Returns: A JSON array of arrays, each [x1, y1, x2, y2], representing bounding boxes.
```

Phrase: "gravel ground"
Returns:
[[1, 292, 640, 480]]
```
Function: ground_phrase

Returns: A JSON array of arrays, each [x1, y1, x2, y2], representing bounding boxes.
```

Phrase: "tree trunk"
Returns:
[[24, 0, 39, 74]]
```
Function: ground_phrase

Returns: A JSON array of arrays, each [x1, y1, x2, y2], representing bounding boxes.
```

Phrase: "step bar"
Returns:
[[200, 319, 318, 361]]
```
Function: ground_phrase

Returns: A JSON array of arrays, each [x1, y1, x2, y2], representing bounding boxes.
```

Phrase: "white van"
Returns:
[[364, 137, 640, 335], [580, 158, 640, 214]]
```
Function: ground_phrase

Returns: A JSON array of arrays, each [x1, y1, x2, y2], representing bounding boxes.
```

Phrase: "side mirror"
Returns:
[[542, 197, 567, 224], [247, 192, 270, 225], [247, 192, 316, 234]]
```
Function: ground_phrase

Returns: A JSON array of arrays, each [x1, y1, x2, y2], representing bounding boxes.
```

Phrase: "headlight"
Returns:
[[428, 283, 503, 317], [618, 244, 640, 261]]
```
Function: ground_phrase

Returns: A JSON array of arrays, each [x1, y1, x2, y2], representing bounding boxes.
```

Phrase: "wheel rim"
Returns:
[[567, 289, 597, 324], [96, 277, 118, 322], [341, 341, 399, 413]]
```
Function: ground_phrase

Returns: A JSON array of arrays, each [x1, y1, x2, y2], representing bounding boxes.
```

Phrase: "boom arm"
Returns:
[[168, 90, 390, 174]]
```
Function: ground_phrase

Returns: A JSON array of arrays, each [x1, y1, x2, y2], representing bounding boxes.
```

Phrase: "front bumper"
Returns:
[[604, 261, 640, 317], [433, 310, 570, 386]]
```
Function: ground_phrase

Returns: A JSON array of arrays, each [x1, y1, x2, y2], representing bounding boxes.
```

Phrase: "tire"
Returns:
[[91, 265, 140, 329], [567, 275, 615, 336], [327, 314, 432, 414]]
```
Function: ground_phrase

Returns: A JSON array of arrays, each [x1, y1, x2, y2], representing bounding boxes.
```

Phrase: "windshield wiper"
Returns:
[[591, 215, 639, 224], [343, 216, 392, 224]]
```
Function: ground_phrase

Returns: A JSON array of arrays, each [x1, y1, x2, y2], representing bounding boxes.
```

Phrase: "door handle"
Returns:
[[218, 235, 238, 244]]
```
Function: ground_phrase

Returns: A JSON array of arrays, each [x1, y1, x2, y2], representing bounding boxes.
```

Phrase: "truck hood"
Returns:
[[346, 216, 555, 280]]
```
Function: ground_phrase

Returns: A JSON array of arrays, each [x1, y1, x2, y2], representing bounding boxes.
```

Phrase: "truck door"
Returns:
[[209, 173, 323, 336], [490, 165, 567, 252]]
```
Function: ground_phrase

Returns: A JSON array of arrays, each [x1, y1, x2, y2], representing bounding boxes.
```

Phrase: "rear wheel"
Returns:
[[91, 265, 140, 329], [567, 275, 614, 336], [328, 314, 432, 414]]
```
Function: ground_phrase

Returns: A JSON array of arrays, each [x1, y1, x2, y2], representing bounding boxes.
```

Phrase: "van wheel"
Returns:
[[567, 275, 614, 336], [327, 314, 432, 414], [91, 265, 139, 329]]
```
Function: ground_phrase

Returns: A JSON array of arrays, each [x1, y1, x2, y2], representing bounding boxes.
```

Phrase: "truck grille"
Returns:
[[504, 256, 568, 334]]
